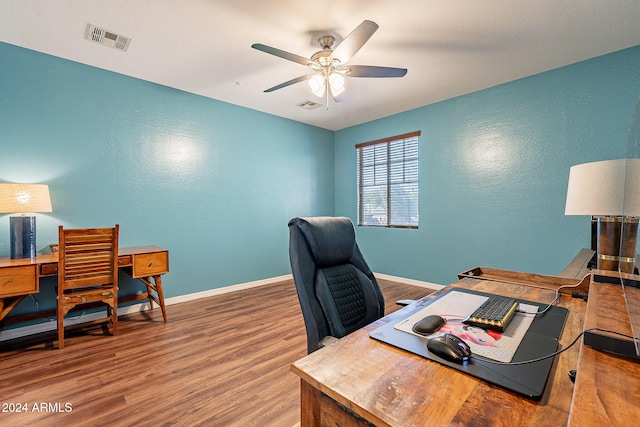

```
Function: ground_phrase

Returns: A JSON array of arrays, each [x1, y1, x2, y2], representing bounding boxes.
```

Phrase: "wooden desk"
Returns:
[[568, 272, 640, 426], [559, 248, 594, 279], [558, 249, 640, 424], [0, 245, 169, 326], [292, 277, 586, 426], [291, 251, 640, 426]]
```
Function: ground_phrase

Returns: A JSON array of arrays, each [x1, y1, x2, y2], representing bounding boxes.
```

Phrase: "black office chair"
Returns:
[[288, 216, 389, 353]]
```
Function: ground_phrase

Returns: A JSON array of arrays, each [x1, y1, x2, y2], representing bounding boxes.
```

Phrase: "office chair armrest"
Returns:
[[319, 336, 340, 348]]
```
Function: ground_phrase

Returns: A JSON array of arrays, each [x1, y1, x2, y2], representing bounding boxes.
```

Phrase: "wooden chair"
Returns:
[[57, 225, 119, 349]]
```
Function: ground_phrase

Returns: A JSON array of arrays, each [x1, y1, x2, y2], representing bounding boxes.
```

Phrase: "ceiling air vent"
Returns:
[[297, 100, 322, 110], [85, 24, 132, 52]]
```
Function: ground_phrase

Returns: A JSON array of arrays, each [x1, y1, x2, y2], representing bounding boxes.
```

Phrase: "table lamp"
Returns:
[[565, 159, 640, 273], [0, 183, 52, 259]]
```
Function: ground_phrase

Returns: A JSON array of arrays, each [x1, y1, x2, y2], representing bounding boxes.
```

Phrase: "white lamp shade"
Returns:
[[565, 159, 640, 216], [0, 183, 52, 214]]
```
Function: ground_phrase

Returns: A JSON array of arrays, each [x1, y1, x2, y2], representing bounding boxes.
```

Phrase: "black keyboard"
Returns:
[[463, 296, 519, 332]]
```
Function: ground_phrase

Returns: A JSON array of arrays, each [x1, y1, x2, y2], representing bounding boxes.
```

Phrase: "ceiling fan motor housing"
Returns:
[[311, 49, 340, 70], [318, 35, 336, 50]]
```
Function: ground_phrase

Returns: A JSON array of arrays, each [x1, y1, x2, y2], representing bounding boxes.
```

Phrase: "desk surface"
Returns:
[[0, 245, 169, 325], [292, 277, 586, 426], [568, 272, 640, 426], [0, 245, 167, 268]]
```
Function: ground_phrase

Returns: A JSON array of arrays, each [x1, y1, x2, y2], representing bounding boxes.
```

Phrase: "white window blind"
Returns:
[[356, 131, 420, 228]]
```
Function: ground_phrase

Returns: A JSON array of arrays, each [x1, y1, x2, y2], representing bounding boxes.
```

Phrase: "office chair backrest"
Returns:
[[288, 216, 384, 353]]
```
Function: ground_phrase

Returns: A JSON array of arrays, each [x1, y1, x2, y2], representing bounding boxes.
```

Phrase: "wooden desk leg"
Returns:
[[138, 275, 167, 323], [0, 296, 27, 323], [300, 379, 374, 427], [300, 379, 321, 427]]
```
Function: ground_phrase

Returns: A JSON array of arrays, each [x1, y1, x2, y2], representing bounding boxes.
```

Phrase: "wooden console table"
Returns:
[[292, 251, 640, 426], [568, 270, 640, 425], [0, 245, 169, 327]]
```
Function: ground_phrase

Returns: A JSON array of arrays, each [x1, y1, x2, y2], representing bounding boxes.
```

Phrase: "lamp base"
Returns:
[[596, 216, 638, 274], [10, 216, 37, 259]]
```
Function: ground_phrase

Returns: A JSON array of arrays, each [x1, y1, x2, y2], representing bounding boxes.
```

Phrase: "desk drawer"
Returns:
[[118, 255, 132, 267], [0, 265, 37, 297], [132, 252, 168, 278], [40, 263, 58, 276]]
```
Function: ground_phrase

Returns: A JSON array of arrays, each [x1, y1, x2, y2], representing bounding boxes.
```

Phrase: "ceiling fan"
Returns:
[[251, 20, 407, 106]]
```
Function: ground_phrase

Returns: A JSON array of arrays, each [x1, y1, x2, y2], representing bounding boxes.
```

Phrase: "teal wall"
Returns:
[[0, 42, 334, 318], [1, 40, 639, 322], [335, 45, 640, 285]]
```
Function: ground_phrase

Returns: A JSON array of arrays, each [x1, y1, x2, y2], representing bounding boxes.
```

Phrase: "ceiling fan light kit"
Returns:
[[252, 20, 407, 107], [308, 70, 345, 97], [309, 74, 325, 97], [328, 73, 345, 95]]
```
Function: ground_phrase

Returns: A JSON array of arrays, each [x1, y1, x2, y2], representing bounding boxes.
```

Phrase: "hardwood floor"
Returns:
[[0, 279, 434, 427]]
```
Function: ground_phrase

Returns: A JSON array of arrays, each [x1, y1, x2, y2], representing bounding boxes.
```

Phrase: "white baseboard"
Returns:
[[165, 274, 293, 305], [0, 272, 441, 342], [374, 272, 444, 290]]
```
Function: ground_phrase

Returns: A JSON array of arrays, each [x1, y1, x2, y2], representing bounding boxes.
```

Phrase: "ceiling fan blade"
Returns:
[[331, 20, 379, 64], [347, 65, 407, 78], [252, 43, 315, 67], [263, 75, 310, 93]]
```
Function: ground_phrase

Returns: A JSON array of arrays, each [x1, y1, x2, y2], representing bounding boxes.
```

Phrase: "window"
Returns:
[[356, 131, 420, 228]]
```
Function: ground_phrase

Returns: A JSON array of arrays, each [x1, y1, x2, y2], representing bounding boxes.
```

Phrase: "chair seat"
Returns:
[[61, 286, 117, 305]]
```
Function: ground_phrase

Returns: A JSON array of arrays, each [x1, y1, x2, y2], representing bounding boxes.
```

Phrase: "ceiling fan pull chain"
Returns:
[[326, 85, 330, 111]]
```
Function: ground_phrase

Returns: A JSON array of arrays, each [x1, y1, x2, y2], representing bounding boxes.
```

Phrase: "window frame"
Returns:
[[356, 131, 420, 229]]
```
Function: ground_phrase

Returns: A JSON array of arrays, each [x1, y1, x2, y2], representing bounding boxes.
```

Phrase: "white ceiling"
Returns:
[[1, 1, 639, 131]]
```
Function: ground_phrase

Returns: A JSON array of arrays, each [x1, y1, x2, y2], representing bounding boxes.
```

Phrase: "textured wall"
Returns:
[[335, 46, 640, 285], [0, 42, 334, 318], [2, 39, 639, 321]]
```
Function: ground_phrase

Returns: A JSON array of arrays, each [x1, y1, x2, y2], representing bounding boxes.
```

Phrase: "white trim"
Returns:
[[164, 274, 293, 305], [0, 272, 441, 342], [0, 274, 293, 342], [374, 272, 444, 290]]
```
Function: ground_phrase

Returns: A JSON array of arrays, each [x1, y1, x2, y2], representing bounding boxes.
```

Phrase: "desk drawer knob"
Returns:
[[2, 279, 13, 286], [148, 262, 153, 267]]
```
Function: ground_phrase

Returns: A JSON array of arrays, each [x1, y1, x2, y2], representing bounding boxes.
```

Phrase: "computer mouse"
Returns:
[[412, 315, 445, 336], [427, 333, 472, 364]]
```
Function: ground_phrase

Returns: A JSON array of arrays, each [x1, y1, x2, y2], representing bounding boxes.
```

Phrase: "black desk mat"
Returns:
[[369, 288, 569, 399]]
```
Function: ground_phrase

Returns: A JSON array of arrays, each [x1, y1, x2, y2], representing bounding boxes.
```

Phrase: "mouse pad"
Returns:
[[393, 290, 539, 362], [369, 288, 569, 399]]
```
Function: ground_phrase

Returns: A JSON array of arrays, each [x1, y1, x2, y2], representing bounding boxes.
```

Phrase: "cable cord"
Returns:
[[472, 328, 635, 366], [516, 273, 591, 317]]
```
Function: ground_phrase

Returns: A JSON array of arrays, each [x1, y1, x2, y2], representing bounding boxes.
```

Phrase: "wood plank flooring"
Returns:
[[0, 279, 434, 427]]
